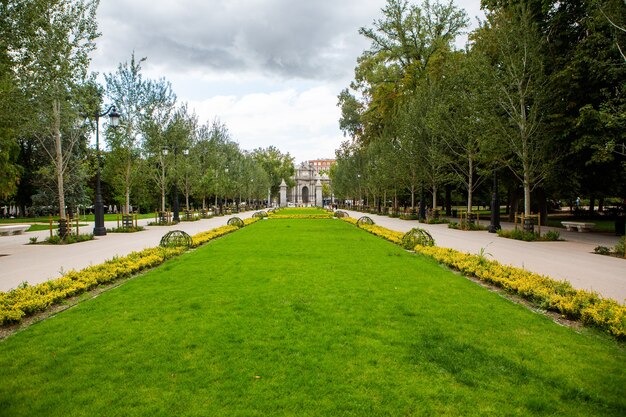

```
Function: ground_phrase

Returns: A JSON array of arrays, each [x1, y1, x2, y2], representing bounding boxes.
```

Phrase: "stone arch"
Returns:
[[302, 186, 310, 204]]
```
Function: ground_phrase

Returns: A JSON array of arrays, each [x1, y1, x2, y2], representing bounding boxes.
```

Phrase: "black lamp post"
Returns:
[[93, 106, 120, 236], [488, 169, 501, 233], [163, 146, 188, 223]]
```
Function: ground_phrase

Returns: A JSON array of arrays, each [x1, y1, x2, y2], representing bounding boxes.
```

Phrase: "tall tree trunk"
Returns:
[[445, 185, 451, 216], [508, 188, 518, 222], [125, 160, 131, 214], [467, 158, 473, 213], [125, 185, 130, 215], [53, 100, 65, 220], [432, 185, 437, 210], [537, 188, 547, 226], [523, 170, 531, 216], [589, 195, 595, 216]]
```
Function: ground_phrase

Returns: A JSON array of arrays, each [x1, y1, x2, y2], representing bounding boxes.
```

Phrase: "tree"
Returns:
[[0, 8, 23, 199], [474, 5, 552, 218], [105, 53, 174, 214], [434, 52, 491, 213], [12, 0, 100, 221], [252, 146, 295, 198], [141, 79, 177, 213]]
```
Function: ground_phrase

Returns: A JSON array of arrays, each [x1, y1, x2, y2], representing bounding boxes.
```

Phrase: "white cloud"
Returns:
[[188, 86, 342, 162], [92, 0, 484, 161]]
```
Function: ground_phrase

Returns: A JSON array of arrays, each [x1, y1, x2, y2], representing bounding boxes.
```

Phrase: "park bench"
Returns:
[[0, 225, 30, 236], [561, 221, 595, 232]]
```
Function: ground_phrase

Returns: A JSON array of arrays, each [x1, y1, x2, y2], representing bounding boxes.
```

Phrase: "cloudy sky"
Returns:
[[90, 0, 484, 163]]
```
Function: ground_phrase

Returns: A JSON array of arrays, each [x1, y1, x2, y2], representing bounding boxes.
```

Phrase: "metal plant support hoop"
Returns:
[[160, 230, 193, 248], [402, 228, 435, 250], [227, 217, 245, 228], [357, 216, 375, 226]]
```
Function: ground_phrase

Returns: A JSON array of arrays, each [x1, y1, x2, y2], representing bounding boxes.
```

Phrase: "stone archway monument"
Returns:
[[315, 178, 323, 207]]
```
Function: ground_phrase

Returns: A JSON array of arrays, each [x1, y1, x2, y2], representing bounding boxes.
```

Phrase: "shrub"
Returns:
[[426, 218, 449, 225], [615, 236, 625, 257], [448, 221, 487, 231], [107, 226, 145, 233], [401, 228, 435, 249], [543, 230, 561, 241], [594, 246, 611, 255], [498, 229, 561, 242], [357, 216, 374, 226], [44, 234, 94, 245]]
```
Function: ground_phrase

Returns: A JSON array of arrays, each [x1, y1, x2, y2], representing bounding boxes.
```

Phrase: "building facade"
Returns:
[[280, 160, 334, 207]]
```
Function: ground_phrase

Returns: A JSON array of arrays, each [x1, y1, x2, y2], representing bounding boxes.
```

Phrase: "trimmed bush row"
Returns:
[[341, 218, 626, 339], [0, 218, 260, 326]]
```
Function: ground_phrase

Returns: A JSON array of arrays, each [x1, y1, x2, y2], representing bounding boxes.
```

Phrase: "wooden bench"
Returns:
[[561, 221, 595, 232], [0, 225, 30, 236]]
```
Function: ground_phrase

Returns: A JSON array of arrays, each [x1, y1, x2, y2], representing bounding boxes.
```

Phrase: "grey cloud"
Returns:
[[95, 0, 383, 80]]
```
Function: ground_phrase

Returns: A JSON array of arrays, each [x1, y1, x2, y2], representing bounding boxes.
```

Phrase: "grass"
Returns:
[[26, 223, 88, 232], [0, 213, 156, 225], [274, 207, 331, 216], [0, 219, 624, 416]]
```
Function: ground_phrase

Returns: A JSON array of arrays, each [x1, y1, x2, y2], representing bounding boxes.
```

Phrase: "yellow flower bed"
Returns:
[[414, 246, 626, 339], [0, 221, 254, 326], [340, 217, 403, 244], [341, 218, 626, 339], [269, 214, 333, 219], [191, 225, 239, 247], [243, 217, 261, 226]]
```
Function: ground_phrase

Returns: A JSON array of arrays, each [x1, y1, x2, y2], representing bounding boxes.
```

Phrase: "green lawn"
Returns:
[[0, 219, 624, 416], [0, 212, 157, 225]]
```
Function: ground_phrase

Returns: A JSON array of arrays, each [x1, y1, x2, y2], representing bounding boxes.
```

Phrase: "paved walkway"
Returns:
[[344, 210, 625, 303], [0, 210, 624, 303], [0, 212, 254, 293]]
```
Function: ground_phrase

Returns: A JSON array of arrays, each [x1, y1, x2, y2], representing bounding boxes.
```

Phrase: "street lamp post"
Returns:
[[488, 169, 501, 233], [93, 106, 120, 236]]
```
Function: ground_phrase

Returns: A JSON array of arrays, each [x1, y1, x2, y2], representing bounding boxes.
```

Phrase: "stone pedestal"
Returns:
[[315, 179, 323, 207], [280, 179, 287, 207]]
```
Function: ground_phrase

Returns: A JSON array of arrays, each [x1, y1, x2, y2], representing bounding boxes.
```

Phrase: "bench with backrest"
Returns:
[[561, 221, 595, 232], [0, 225, 30, 236]]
